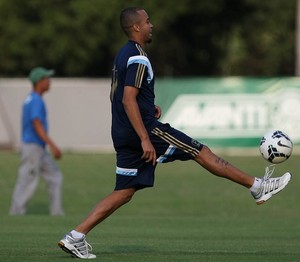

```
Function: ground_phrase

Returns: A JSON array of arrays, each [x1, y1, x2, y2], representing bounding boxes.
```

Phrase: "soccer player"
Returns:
[[10, 67, 64, 216], [58, 7, 291, 259]]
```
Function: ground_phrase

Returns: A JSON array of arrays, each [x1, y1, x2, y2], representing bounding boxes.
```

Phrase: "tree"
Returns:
[[0, 0, 297, 77], [296, 0, 300, 75]]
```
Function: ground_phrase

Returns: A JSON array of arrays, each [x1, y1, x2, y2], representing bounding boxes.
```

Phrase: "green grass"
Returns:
[[0, 150, 299, 262]]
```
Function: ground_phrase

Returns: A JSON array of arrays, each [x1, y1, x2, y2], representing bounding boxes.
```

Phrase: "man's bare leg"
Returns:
[[194, 145, 254, 188], [76, 188, 136, 235]]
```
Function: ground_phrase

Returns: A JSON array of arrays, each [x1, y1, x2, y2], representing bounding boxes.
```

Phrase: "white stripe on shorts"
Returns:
[[156, 145, 176, 163], [116, 167, 138, 176]]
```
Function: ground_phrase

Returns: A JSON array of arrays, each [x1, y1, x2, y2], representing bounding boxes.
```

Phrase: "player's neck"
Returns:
[[128, 37, 146, 48]]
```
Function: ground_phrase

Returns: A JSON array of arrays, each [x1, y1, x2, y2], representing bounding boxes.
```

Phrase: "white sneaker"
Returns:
[[252, 165, 291, 205], [58, 232, 96, 259]]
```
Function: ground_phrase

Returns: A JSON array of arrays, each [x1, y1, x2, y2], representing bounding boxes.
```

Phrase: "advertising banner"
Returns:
[[156, 77, 300, 148]]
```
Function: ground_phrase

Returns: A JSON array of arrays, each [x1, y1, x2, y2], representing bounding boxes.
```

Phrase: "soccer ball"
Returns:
[[259, 130, 293, 163]]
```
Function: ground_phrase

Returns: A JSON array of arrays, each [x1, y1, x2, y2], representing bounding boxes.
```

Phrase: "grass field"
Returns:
[[0, 150, 299, 262]]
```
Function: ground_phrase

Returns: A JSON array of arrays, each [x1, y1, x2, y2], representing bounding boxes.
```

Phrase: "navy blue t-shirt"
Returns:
[[110, 40, 157, 147]]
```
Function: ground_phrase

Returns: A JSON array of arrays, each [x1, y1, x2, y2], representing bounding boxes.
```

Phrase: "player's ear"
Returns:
[[132, 24, 140, 32]]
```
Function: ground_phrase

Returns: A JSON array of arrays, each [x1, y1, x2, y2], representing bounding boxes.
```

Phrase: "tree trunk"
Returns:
[[296, 0, 300, 75]]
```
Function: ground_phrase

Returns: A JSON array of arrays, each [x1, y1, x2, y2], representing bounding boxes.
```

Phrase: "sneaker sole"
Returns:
[[58, 240, 79, 258], [256, 172, 292, 205], [58, 240, 96, 259]]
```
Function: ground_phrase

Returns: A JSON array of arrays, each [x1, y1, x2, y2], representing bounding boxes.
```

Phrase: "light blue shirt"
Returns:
[[22, 92, 48, 147]]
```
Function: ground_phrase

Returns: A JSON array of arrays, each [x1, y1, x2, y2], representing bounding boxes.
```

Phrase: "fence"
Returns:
[[1, 77, 299, 153]]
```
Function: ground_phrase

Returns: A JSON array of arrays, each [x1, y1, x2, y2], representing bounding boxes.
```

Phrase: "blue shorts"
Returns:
[[114, 122, 203, 190]]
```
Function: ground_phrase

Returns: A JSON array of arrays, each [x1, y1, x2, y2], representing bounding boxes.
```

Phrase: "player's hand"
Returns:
[[50, 144, 62, 159], [141, 138, 157, 166], [155, 105, 162, 119]]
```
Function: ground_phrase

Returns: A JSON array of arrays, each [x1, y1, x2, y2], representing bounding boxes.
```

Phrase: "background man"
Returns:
[[10, 66, 64, 216]]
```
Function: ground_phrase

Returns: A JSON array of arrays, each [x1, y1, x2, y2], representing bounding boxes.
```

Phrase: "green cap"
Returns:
[[28, 67, 55, 84]]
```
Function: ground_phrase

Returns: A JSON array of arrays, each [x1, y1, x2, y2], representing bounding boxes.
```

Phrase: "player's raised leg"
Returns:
[[194, 145, 291, 204]]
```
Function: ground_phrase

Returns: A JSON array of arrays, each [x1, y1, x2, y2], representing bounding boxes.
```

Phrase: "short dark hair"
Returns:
[[120, 7, 143, 36]]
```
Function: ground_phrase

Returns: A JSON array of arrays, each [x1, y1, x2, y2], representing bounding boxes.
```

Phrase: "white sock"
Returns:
[[249, 177, 262, 193], [71, 230, 84, 239]]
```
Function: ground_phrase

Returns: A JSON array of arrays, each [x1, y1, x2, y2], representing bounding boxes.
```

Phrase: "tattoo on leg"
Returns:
[[216, 157, 229, 167]]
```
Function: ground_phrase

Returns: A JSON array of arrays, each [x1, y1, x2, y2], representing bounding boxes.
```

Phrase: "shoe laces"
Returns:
[[86, 241, 93, 252], [263, 164, 276, 180], [66, 234, 93, 256], [76, 238, 93, 255]]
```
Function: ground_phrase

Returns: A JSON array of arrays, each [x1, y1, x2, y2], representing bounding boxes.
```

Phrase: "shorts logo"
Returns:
[[191, 139, 201, 149]]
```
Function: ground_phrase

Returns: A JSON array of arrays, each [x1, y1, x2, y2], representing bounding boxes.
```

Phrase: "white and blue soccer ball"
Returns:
[[259, 130, 293, 164]]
